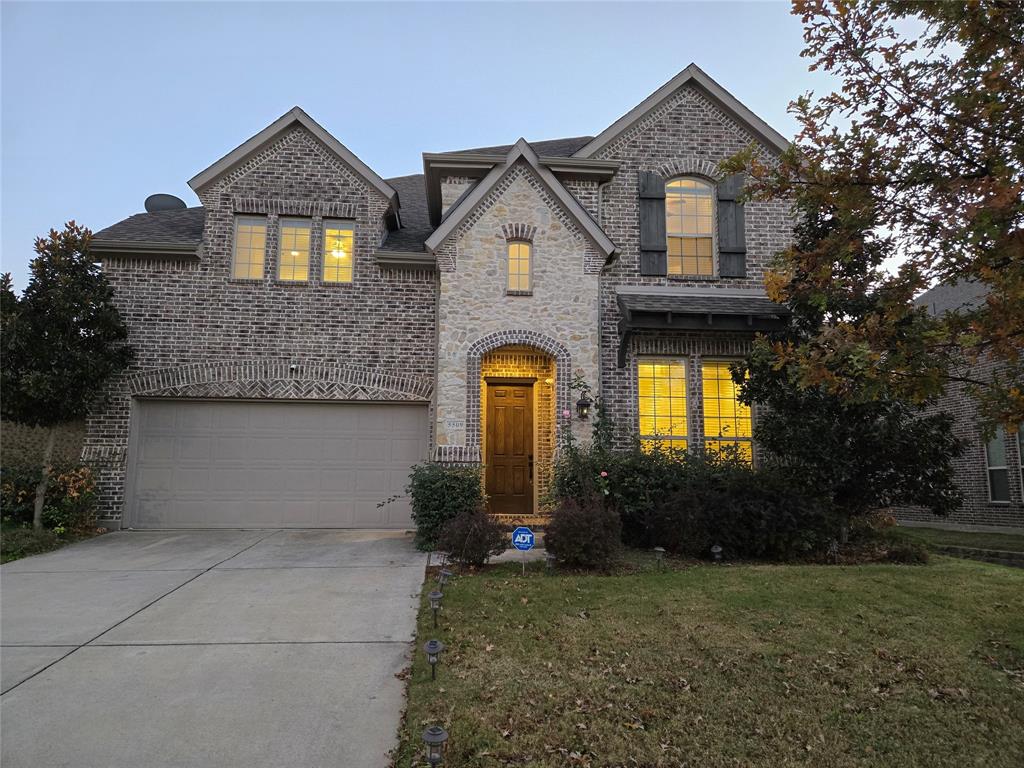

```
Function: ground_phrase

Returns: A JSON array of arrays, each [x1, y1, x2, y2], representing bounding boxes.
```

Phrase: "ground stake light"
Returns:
[[653, 546, 666, 569], [428, 590, 443, 628], [711, 543, 723, 562], [545, 551, 556, 574], [423, 638, 446, 680], [438, 568, 453, 587], [422, 725, 449, 767]]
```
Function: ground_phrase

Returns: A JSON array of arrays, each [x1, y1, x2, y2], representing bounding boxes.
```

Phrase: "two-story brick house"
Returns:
[[85, 64, 791, 529]]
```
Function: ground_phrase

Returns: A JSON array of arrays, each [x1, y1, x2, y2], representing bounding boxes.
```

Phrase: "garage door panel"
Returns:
[[127, 400, 425, 529]]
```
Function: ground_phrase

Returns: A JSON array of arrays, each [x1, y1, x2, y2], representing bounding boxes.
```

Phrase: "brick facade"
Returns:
[[590, 84, 792, 448], [85, 125, 436, 522]]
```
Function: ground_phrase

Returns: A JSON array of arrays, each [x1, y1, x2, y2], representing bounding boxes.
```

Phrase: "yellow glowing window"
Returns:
[[637, 358, 688, 452], [278, 219, 311, 281], [323, 221, 354, 283], [232, 216, 267, 279], [507, 241, 531, 293], [666, 178, 714, 276], [702, 360, 753, 463]]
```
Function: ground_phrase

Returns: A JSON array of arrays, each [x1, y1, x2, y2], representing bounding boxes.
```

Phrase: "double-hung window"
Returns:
[[666, 178, 714, 276], [637, 358, 688, 452], [702, 360, 753, 463], [986, 430, 1010, 502], [507, 241, 532, 294], [278, 219, 311, 281], [232, 216, 267, 279], [323, 220, 354, 283]]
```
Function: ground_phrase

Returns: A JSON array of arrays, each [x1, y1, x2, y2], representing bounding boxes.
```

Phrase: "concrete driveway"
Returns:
[[0, 529, 426, 768]]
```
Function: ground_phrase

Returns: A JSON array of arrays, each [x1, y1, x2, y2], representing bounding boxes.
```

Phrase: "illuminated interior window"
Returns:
[[637, 359, 687, 452], [278, 219, 311, 281], [323, 221, 354, 283], [507, 241, 531, 293], [232, 216, 266, 279], [702, 360, 752, 463], [666, 178, 714, 276]]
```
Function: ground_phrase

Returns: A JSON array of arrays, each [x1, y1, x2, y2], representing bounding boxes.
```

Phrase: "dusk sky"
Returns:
[[1, 1, 825, 288]]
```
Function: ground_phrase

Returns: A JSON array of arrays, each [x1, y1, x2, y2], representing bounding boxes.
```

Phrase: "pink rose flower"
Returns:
[[562, 409, 571, 418], [600, 471, 608, 478]]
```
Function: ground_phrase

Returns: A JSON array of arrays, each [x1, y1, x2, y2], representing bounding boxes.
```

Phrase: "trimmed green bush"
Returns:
[[438, 506, 507, 566], [406, 463, 484, 551], [1, 462, 98, 534], [545, 496, 622, 569]]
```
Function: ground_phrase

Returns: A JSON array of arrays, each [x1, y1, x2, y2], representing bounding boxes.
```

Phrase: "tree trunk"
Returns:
[[32, 426, 57, 531]]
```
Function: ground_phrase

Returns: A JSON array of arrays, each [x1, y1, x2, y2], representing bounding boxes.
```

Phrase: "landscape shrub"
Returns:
[[405, 463, 484, 550], [545, 495, 622, 568], [437, 506, 507, 566], [1, 462, 98, 533]]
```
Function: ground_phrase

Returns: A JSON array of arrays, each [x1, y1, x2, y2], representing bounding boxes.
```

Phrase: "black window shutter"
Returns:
[[717, 173, 747, 277], [638, 171, 667, 276]]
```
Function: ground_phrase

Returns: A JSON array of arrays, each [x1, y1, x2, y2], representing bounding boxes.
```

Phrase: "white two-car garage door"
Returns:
[[125, 399, 428, 529]]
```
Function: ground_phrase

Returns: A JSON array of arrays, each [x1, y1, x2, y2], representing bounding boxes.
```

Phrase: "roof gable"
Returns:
[[574, 64, 789, 159], [423, 139, 616, 258], [187, 107, 397, 204]]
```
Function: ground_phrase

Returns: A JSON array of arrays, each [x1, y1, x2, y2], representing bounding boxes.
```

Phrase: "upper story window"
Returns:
[[323, 220, 354, 283], [666, 178, 714, 276], [507, 241, 532, 294], [278, 218, 311, 281], [985, 429, 1010, 502], [232, 216, 267, 279], [702, 360, 752, 464], [638, 358, 688, 452]]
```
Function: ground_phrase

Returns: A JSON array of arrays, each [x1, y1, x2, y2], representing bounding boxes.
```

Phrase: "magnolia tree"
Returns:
[[1, 223, 132, 529], [725, 0, 1024, 427]]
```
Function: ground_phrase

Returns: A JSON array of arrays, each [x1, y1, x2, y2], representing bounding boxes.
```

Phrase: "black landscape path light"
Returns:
[[438, 568, 453, 587], [423, 638, 446, 680], [545, 551, 556, 573], [711, 543, 723, 562], [653, 546, 666, 569], [429, 589, 443, 628], [422, 725, 449, 766]]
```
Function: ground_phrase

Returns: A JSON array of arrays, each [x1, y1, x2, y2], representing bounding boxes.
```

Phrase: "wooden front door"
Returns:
[[485, 383, 533, 516]]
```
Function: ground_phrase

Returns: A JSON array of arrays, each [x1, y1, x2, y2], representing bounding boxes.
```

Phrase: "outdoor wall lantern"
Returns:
[[423, 638, 446, 680], [576, 394, 593, 419], [422, 725, 449, 766], [438, 568, 453, 588], [429, 590, 444, 628], [653, 546, 666, 569], [711, 544, 723, 562]]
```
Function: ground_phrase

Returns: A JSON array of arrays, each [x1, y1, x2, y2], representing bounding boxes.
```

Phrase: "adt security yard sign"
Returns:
[[512, 526, 535, 575], [512, 527, 535, 551]]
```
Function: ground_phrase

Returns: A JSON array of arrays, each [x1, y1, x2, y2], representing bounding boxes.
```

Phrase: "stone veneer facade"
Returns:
[[85, 125, 437, 522], [432, 161, 602, 466]]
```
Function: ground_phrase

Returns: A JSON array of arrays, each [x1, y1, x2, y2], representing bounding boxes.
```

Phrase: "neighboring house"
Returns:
[[84, 63, 791, 530], [896, 281, 1024, 529]]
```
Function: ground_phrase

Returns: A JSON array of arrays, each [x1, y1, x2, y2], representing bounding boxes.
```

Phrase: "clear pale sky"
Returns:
[[1, 1, 822, 288]]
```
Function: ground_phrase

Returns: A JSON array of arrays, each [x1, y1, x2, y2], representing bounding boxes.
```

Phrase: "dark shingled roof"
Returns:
[[915, 280, 988, 316], [618, 292, 790, 318], [93, 206, 206, 245], [383, 173, 433, 252], [440, 136, 594, 158]]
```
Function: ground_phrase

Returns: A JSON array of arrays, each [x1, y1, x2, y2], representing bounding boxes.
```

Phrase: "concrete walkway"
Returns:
[[0, 529, 426, 768]]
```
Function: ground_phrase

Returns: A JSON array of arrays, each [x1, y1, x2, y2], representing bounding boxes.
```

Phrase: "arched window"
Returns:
[[666, 178, 714, 276]]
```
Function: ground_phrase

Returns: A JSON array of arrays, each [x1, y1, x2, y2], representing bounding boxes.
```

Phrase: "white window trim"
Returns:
[[277, 218, 312, 282], [636, 356, 689, 449], [231, 215, 267, 280], [665, 177, 717, 278], [701, 357, 755, 462], [322, 219, 356, 284], [984, 429, 1010, 504]]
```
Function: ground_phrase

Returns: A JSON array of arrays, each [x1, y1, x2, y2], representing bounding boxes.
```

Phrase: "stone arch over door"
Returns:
[[465, 330, 571, 460]]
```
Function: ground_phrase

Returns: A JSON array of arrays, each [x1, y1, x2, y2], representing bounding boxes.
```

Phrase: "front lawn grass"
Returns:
[[896, 525, 1024, 553], [396, 557, 1024, 767]]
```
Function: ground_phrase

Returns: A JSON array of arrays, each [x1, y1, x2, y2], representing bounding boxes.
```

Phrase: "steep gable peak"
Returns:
[[574, 63, 789, 158], [187, 106, 397, 205]]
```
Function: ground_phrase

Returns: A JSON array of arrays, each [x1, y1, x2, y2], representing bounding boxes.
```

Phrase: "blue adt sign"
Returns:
[[511, 527, 535, 551]]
